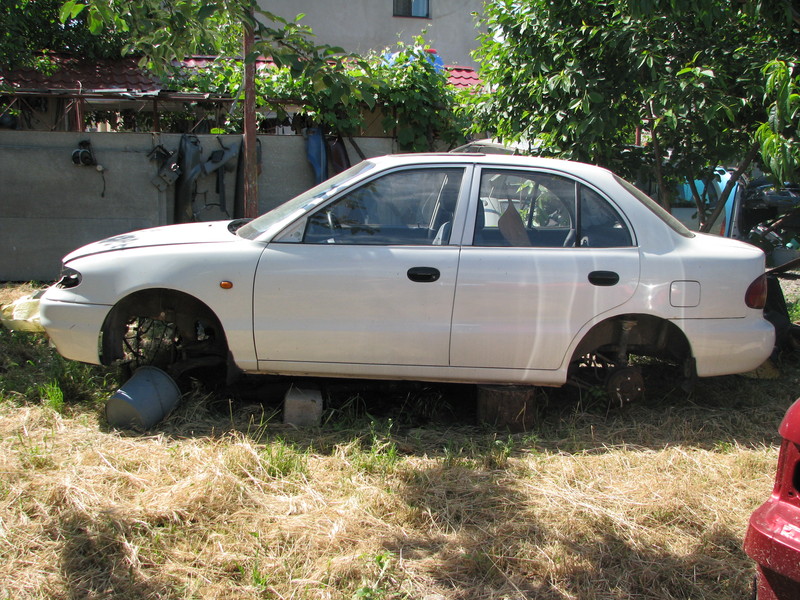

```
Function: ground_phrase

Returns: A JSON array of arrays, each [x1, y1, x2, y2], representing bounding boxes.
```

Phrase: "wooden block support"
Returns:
[[477, 385, 539, 432]]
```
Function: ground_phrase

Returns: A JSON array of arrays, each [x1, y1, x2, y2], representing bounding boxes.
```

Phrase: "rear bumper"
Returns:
[[677, 317, 775, 377], [39, 296, 110, 365]]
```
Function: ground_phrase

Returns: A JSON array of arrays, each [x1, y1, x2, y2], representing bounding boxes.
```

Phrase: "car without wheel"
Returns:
[[39, 153, 775, 402]]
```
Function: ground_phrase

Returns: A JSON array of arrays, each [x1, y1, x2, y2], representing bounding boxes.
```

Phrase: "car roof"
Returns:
[[366, 152, 615, 185]]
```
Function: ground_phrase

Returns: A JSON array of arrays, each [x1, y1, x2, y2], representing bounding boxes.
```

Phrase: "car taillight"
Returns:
[[745, 274, 768, 309]]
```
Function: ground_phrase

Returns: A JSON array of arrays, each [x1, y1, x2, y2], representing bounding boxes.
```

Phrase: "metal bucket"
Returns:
[[106, 366, 181, 430]]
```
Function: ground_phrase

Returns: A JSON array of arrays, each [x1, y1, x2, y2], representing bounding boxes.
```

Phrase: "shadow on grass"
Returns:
[[58, 511, 181, 600], [29, 355, 785, 600], [147, 352, 798, 457], [368, 458, 756, 600]]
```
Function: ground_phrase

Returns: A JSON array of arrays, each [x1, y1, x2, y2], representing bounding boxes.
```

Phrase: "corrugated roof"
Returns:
[[0, 54, 480, 95], [0, 55, 162, 93]]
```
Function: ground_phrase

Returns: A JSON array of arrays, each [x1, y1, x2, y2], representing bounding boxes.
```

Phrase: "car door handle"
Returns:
[[588, 270, 620, 286], [407, 267, 440, 283]]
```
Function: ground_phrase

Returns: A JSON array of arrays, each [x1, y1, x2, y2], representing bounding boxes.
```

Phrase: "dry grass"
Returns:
[[0, 281, 40, 306], [1, 281, 798, 599]]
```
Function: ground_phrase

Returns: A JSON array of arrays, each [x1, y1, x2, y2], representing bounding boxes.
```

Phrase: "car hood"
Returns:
[[63, 221, 238, 262]]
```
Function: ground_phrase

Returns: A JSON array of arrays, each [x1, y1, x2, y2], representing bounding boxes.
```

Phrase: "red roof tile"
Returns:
[[446, 65, 482, 89]]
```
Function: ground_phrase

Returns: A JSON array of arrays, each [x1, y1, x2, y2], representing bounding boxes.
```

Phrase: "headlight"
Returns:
[[56, 266, 82, 289]]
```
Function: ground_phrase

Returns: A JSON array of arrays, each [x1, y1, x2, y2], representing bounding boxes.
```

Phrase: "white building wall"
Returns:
[[259, 0, 486, 67]]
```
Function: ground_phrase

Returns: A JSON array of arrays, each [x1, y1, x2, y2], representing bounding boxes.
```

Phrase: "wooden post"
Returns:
[[476, 385, 540, 432], [74, 97, 84, 132], [243, 17, 258, 218]]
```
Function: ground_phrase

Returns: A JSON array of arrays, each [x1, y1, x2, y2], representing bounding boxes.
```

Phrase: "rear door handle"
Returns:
[[407, 267, 440, 283], [588, 270, 619, 286]]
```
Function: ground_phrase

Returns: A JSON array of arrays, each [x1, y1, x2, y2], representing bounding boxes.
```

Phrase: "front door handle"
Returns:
[[407, 267, 440, 283], [588, 270, 619, 286]]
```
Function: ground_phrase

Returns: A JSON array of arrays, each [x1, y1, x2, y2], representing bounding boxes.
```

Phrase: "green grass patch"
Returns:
[[0, 327, 117, 409]]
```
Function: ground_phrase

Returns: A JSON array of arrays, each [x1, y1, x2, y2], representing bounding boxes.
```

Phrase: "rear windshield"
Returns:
[[615, 175, 695, 238]]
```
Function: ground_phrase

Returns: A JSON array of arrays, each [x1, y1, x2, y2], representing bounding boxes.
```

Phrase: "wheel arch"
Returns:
[[569, 313, 693, 366], [100, 288, 228, 367]]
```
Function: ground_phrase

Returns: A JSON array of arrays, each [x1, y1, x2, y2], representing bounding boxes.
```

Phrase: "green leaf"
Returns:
[[59, 0, 85, 23], [197, 3, 219, 21], [86, 9, 102, 34], [313, 76, 328, 93]]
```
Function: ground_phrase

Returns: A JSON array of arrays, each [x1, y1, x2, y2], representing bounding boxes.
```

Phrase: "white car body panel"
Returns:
[[42, 237, 266, 371], [253, 244, 460, 366], [450, 246, 640, 370], [39, 153, 775, 388]]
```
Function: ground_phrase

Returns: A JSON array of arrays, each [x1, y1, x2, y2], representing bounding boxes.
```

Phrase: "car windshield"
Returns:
[[236, 161, 376, 240], [615, 175, 694, 238]]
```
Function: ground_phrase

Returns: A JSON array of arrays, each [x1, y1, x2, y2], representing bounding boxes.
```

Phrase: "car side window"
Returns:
[[475, 169, 576, 247], [473, 169, 632, 248], [579, 186, 632, 247], [303, 168, 464, 245]]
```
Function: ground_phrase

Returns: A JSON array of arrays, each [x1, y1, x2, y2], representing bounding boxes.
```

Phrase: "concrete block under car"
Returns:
[[283, 383, 323, 426]]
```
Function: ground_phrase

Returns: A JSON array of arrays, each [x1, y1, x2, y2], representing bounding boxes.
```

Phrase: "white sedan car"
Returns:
[[40, 153, 774, 401]]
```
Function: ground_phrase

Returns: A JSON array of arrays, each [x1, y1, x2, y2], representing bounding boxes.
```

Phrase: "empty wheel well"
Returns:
[[100, 289, 227, 367], [571, 314, 692, 365]]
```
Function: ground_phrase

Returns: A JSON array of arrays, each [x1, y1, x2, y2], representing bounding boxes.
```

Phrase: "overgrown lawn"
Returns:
[[1, 282, 796, 599]]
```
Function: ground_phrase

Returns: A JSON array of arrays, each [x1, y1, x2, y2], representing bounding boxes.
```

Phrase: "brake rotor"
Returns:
[[606, 366, 644, 406]]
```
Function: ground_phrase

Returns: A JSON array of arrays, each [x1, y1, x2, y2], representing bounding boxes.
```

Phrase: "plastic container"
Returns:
[[105, 366, 181, 430]]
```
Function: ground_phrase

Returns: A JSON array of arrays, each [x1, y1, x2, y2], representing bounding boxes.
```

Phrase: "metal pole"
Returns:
[[243, 17, 258, 218]]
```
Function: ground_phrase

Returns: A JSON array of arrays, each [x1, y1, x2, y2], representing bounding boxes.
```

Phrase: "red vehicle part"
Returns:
[[744, 398, 800, 599]]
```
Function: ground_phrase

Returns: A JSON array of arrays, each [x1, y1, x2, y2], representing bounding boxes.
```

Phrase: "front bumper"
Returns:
[[39, 295, 111, 365], [745, 500, 800, 599]]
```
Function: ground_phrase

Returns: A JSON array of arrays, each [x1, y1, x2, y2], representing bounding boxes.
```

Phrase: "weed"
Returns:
[[323, 393, 369, 429], [236, 533, 272, 592], [714, 440, 737, 453], [441, 439, 478, 469], [787, 298, 800, 322], [261, 439, 308, 479], [15, 431, 55, 470], [349, 420, 401, 475], [482, 435, 515, 469], [354, 551, 397, 599], [38, 380, 64, 413]]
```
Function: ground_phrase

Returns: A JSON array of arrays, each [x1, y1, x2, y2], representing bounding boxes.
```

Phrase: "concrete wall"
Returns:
[[0, 131, 395, 281], [262, 0, 486, 68]]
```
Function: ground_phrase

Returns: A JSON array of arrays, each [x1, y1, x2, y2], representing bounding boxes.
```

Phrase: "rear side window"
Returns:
[[473, 169, 633, 248], [615, 175, 694, 238], [580, 186, 633, 247]]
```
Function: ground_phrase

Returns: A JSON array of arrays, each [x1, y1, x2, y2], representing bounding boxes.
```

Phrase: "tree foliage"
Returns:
[[59, 0, 346, 75], [177, 38, 467, 151], [371, 41, 468, 151], [0, 0, 126, 69], [472, 0, 799, 213], [53, 1, 464, 150], [757, 60, 800, 183]]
